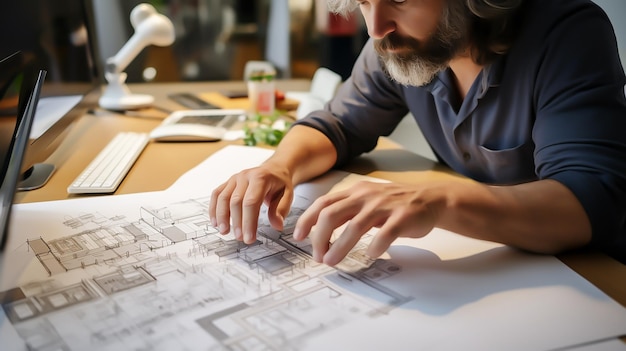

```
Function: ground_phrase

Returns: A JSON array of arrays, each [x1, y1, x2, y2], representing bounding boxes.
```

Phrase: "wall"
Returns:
[[593, 0, 626, 70]]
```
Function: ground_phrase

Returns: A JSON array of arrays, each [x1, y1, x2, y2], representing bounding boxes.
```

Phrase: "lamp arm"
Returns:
[[106, 35, 146, 74], [105, 12, 175, 74]]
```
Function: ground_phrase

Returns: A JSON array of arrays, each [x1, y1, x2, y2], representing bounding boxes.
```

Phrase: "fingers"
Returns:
[[323, 211, 379, 266], [209, 168, 291, 245], [294, 189, 360, 263], [233, 179, 265, 244], [267, 186, 291, 231], [321, 212, 404, 266], [367, 208, 434, 259], [366, 215, 403, 259], [227, 176, 246, 241], [293, 181, 437, 266], [208, 183, 223, 229], [210, 180, 236, 234], [294, 189, 351, 239]]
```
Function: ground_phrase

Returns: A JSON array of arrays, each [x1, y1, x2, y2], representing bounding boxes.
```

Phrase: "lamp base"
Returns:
[[99, 94, 154, 111], [99, 71, 154, 111]]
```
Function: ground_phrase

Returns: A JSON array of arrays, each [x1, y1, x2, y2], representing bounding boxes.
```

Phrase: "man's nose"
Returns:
[[365, 5, 396, 39]]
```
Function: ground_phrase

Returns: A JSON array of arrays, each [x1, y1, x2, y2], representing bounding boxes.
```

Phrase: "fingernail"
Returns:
[[292, 228, 301, 240], [218, 223, 228, 233], [312, 251, 322, 263], [234, 227, 242, 240], [244, 230, 255, 244], [210, 217, 216, 227]]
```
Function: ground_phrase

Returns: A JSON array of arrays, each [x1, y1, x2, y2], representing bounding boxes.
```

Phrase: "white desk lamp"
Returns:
[[98, 3, 175, 110]]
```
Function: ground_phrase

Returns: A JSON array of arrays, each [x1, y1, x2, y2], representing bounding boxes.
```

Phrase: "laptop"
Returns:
[[0, 52, 46, 250]]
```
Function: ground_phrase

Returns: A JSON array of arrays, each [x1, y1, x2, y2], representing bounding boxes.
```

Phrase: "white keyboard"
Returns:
[[67, 132, 150, 194]]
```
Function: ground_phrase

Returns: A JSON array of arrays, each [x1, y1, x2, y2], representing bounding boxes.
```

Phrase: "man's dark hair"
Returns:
[[327, 0, 524, 65], [462, 0, 523, 64]]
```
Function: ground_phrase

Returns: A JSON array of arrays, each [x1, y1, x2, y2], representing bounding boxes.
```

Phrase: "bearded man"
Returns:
[[210, 0, 626, 266]]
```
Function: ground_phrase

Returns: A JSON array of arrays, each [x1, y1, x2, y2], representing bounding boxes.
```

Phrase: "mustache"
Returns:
[[375, 33, 422, 52], [374, 31, 461, 66]]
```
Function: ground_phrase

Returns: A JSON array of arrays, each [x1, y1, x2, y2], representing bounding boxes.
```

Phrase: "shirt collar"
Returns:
[[424, 55, 505, 100], [478, 55, 505, 98]]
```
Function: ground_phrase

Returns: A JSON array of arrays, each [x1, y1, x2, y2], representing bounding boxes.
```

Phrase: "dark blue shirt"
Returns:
[[294, 0, 626, 263]]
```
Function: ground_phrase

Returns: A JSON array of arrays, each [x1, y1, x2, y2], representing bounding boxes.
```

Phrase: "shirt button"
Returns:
[[462, 152, 471, 161]]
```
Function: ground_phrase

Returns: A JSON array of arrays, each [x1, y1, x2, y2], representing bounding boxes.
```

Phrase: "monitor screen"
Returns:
[[0, 0, 99, 190], [0, 52, 46, 249]]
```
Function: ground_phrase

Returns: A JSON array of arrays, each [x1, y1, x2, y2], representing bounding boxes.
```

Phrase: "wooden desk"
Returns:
[[15, 80, 311, 204], [14, 81, 626, 324]]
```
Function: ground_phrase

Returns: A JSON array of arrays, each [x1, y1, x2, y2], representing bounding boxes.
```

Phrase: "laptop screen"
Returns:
[[0, 52, 46, 249]]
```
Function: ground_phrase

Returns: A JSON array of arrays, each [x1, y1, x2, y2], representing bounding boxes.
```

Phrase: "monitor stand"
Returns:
[[17, 163, 55, 191]]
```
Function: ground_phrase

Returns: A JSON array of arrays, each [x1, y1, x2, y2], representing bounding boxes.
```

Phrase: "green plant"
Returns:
[[243, 111, 291, 146]]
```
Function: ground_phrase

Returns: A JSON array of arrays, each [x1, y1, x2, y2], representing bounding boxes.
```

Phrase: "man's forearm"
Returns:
[[438, 178, 592, 254], [264, 125, 338, 185]]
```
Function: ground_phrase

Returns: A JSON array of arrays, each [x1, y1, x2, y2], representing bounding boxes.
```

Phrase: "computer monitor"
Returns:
[[0, 0, 99, 190], [0, 52, 46, 249]]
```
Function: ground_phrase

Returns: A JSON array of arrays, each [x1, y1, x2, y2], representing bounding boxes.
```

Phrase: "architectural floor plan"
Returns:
[[2, 146, 626, 351], [2, 191, 411, 351]]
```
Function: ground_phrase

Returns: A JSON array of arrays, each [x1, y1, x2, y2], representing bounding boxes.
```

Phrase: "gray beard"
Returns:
[[373, 2, 469, 87], [381, 55, 447, 87]]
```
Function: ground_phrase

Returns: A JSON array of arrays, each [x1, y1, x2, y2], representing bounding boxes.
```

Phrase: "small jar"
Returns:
[[247, 70, 276, 116]]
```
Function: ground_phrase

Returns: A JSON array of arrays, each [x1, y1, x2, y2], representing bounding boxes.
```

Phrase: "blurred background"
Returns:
[[3, 0, 624, 86], [87, 0, 626, 85], [88, 0, 368, 84]]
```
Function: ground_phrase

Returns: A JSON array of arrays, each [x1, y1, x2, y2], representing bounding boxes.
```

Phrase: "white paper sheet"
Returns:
[[1, 145, 626, 351]]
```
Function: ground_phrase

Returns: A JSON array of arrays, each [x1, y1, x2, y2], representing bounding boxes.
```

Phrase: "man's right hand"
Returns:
[[208, 163, 295, 244]]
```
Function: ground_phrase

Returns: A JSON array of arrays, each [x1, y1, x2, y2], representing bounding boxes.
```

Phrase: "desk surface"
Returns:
[[14, 81, 626, 319]]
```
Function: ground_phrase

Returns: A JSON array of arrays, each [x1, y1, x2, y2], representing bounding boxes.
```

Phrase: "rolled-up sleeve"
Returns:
[[531, 4, 626, 254]]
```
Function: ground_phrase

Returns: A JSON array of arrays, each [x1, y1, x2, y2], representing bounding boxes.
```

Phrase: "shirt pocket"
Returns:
[[477, 142, 537, 184]]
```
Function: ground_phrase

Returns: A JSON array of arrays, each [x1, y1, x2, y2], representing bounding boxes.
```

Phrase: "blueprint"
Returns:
[[1, 145, 626, 351]]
